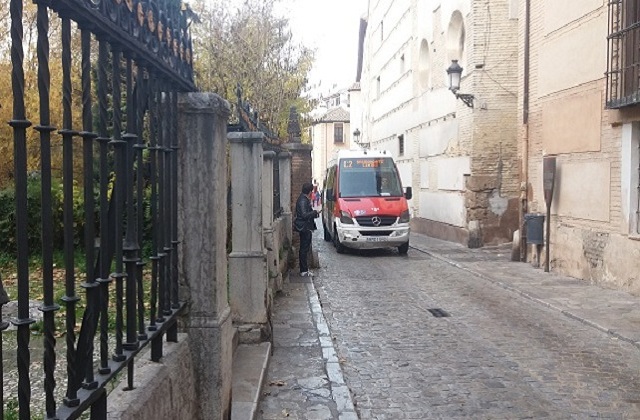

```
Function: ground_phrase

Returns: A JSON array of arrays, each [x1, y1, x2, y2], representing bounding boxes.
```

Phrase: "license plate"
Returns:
[[365, 237, 385, 242]]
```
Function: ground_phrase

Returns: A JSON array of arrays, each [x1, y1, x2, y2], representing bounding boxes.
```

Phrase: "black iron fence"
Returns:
[[263, 142, 284, 220], [5, 0, 196, 418]]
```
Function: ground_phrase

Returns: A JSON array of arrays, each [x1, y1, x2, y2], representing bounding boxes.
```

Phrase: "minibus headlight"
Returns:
[[340, 211, 354, 224], [399, 209, 410, 223]]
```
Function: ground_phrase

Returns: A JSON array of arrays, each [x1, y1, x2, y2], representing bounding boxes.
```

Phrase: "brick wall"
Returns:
[[283, 142, 313, 256], [286, 144, 313, 213], [517, 2, 640, 294], [467, 0, 520, 245]]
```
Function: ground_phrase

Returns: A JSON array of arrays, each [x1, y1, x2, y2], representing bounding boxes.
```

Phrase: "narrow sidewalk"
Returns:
[[409, 232, 640, 348], [231, 273, 358, 420]]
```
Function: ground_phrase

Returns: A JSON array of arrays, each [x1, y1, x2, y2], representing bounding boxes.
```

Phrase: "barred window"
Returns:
[[622, 122, 640, 236], [606, 0, 640, 108], [398, 134, 405, 156], [334, 123, 344, 143], [635, 133, 640, 235]]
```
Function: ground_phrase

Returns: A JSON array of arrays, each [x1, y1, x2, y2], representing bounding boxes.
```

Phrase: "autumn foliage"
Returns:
[[0, 0, 316, 255], [0, 4, 86, 188], [190, 0, 314, 139]]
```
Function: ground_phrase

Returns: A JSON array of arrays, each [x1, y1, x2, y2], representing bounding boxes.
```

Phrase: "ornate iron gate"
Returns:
[[6, 0, 196, 418]]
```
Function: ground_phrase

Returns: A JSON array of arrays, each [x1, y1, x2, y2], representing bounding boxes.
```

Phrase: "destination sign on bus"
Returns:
[[341, 158, 392, 169]]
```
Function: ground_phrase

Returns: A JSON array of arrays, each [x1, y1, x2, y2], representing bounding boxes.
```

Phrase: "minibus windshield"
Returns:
[[338, 157, 403, 198]]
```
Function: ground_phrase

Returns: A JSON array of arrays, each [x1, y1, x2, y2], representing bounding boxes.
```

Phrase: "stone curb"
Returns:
[[307, 282, 358, 419]]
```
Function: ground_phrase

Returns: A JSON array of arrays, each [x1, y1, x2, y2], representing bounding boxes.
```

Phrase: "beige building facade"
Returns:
[[359, 0, 520, 247], [519, 0, 640, 294], [310, 106, 352, 188]]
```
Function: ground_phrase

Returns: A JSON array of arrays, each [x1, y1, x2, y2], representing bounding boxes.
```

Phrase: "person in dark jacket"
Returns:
[[295, 182, 320, 276]]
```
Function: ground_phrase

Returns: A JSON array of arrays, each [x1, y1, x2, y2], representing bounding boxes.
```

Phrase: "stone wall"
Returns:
[[465, 0, 520, 246], [229, 134, 295, 342], [178, 92, 233, 420], [107, 335, 196, 420], [104, 93, 299, 419], [108, 92, 234, 420]]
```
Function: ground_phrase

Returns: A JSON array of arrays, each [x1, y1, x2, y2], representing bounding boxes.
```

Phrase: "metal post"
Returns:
[[542, 155, 556, 273], [111, 47, 127, 363], [171, 91, 180, 310], [60, 16, 80, 410], [136, 67, 148, 341], [74, 31, 100, 400], [95, 39, 112, 380], [9, 0, 34, 417], [156, 83, 166, 324], [35, 5, 60, 418], [123, 57, 140, 352], [148, 75, 159, 332]]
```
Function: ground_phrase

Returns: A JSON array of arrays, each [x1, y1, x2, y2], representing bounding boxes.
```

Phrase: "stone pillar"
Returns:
[[262, 151, 275, 230], [178, 92, 232, 420], [228, 132, 269, 342], [262, 151, 276, 321], [279, 152, 292, 219], [278, 152, 293, 273]]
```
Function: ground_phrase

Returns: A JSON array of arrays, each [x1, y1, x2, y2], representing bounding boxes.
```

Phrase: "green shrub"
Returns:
[[0, 175, 152, 257], [0, 176, 94, 255], [0, 188, 16, 253], [4, 399, 19, 420]]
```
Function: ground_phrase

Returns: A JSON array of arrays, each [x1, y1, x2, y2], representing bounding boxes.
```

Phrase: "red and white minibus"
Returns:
[[322, 149, 412, 254]]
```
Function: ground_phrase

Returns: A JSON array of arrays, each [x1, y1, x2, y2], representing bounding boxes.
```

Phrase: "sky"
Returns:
[[277, 0, 368, 94]]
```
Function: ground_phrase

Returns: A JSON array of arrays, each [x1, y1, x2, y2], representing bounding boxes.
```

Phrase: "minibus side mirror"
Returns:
[[326, 188, 335, 201], [404, 186, 412, 200]]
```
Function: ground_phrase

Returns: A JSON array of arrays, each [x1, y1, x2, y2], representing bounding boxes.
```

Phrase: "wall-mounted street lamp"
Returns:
[[446, 59, 475, 108], [353, 128, 369, 149]]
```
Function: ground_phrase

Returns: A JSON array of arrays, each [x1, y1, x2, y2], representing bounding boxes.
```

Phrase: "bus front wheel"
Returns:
[[323, 221, 331, 241], [333, 227, 346, 254]]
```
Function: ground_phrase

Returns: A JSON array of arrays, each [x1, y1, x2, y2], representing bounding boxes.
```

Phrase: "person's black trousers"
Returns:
[[298, 230, 312, 273]]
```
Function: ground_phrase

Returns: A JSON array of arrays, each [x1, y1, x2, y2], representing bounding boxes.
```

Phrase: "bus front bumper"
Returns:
[[336, 225, 410, 250]]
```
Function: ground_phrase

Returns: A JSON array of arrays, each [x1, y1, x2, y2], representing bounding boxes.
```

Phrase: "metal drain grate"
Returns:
[[427, 308, 450, 318]]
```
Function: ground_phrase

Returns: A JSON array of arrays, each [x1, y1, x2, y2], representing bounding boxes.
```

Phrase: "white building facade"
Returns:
[[358, 0, 520, 247]]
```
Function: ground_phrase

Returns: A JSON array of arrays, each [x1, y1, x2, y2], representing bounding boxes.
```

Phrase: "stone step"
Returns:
[[231, 342, 271, 420]]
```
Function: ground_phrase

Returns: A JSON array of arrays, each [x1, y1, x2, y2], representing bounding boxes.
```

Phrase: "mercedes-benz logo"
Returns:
[[371, 216, 381, 226]]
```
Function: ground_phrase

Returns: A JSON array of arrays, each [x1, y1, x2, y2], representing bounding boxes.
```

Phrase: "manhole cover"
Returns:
[[427, 308, 450, 318]]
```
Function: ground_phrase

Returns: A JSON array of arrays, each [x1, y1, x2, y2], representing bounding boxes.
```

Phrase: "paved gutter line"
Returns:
[[306, 282, 359, 420], [410, 244, 640, 350]]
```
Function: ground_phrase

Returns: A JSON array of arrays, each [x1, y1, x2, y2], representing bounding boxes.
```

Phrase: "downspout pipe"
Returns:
[[520, 0, 531, 262]]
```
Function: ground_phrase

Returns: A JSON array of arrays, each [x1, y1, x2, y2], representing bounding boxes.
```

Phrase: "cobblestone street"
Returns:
[[259, 233, 640, 419]]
